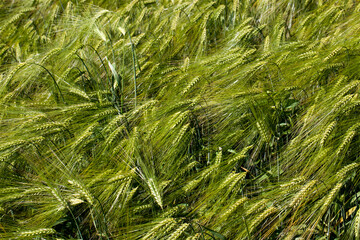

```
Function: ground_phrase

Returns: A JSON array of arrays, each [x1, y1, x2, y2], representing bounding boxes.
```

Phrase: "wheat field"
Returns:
[[0, 0, 360, 239]]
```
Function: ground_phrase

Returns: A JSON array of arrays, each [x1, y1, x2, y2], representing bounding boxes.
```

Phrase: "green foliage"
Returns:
[[0, 0, 360, 239]]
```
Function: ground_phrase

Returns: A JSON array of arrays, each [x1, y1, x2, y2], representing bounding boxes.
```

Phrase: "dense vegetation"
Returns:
[[0, 0, 360, 239]]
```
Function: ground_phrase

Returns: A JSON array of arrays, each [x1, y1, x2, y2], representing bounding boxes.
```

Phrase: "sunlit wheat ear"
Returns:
[[62, 102, 96, 113], [170, 110, 189, 129], [67, 86, 90, 100], [172, 123, 190, 145], [132, 204, 153, 214], [319, 62, 345, 73], [174, 161, 199, 180], [301, 104, 316, 129], [334, 80, 360, 98], [182, 178, 201, 193], [196, 12, 209, 56], [19, 228, 56, 238], [40, 48, 62, 64], [147, 178, 163, 209], [227, 145, 253, 165], [249, 206, 277, 233], [104, 114, 125, 132], [160, 204, 184, 218], [318, 182, 342, 217], [289, 180, 317, 208], [142, 218, 176, 240], [218, 172, 246, 200], [72, 122, 99, 150], [0, 13, 24, 36], [336, 163, 359, 182], [294, 63, 310, 79], [49, 187, 67, 210], [2, 62, 27, 87], [124, 185, 138, 205], [107, 179, 132, 213], [298, 50, 318, 60], [256, 120, 270, 143], [342, 100, 360, 115], [323, 46, 343, 62], [226, 49, 256, 71], [87, 170, 112, 187], [108, 169, 135, 184], [217, 172, 238, 190], [246, 199, 269, 216], [355, 209, 360, 239], [68, 179, 94, 206], [185, 233, 202, 240], [280, 176, 306, 190], [220, 197, 248, 220], [0, 139, 26, 152], [336, 129, 356, 156], [103, 125, 125, 147], [168, 223, 189, 240], [320, 120, 337, 147], [181, 165, 220, 193], [182, 77, 200, 95], [94, 108, 118, 119], [0, 151, 16, 162]]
